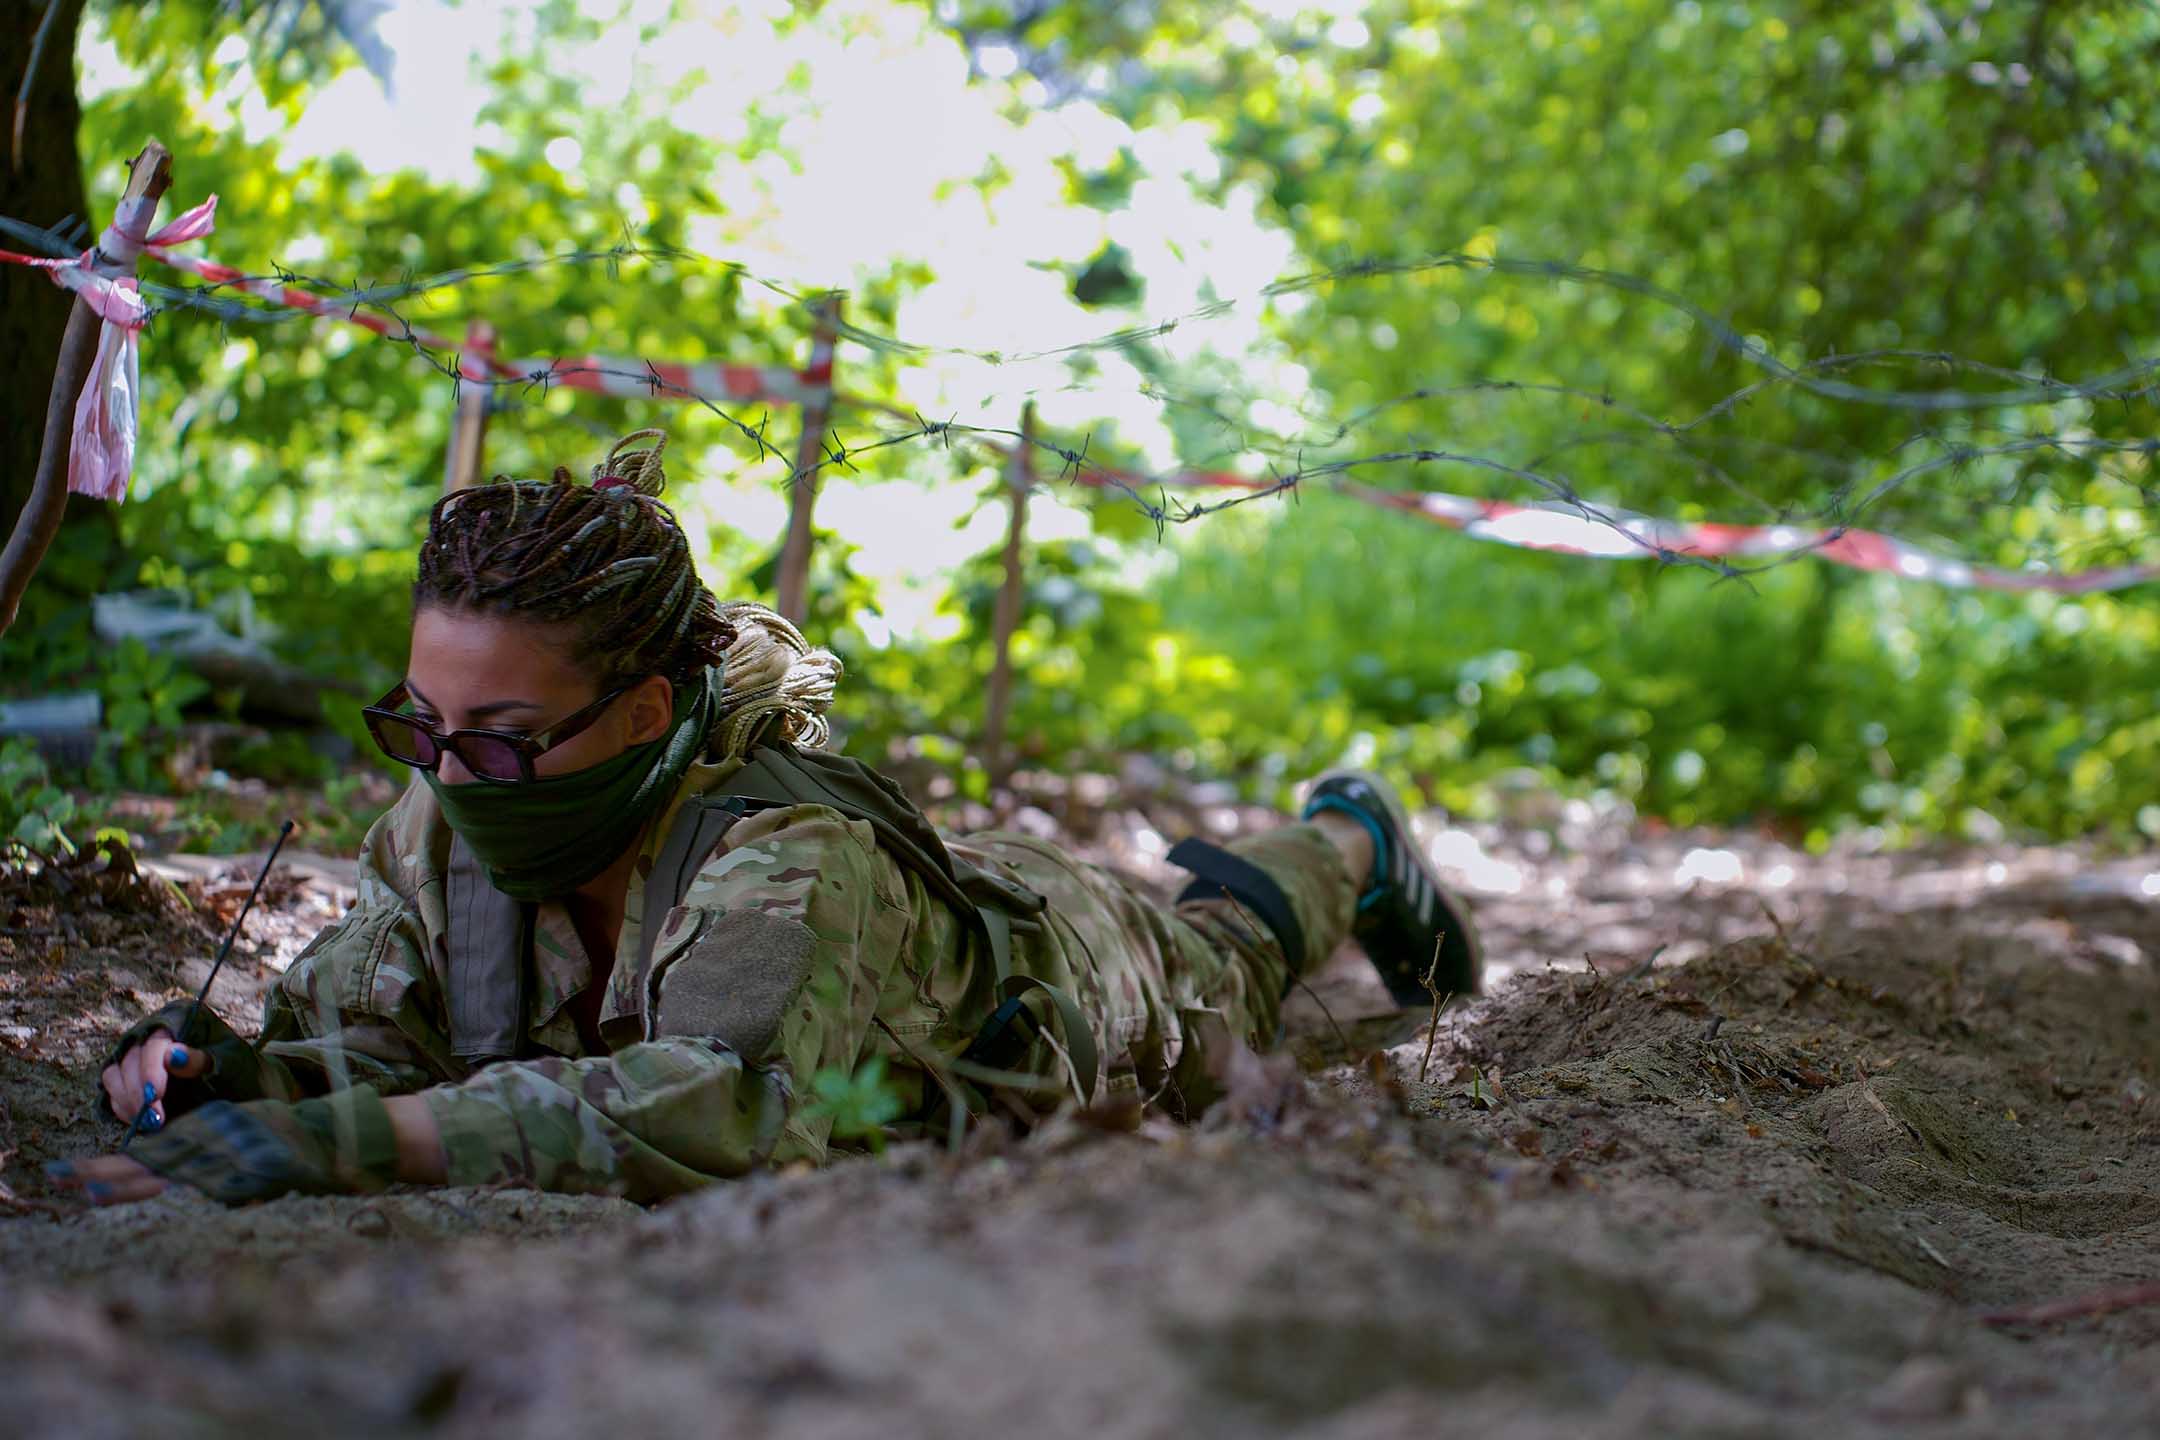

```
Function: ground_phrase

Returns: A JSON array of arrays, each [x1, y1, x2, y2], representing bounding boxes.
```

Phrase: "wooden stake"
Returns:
[[775, 294, 839, 625], [0, 138, 169, 636], [442, 320, 495, 493], [984, 400, 1035, 787]]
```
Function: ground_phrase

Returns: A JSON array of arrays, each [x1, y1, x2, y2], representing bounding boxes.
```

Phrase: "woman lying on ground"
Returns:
[[53, 431, 1481, 1207]]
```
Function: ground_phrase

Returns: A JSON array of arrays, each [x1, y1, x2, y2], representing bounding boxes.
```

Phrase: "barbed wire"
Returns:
[[16, 203, 2159, 417], [7, 205, 2156, 591], [355, 283, 2160, 546], [180, 341, 2160, 587]]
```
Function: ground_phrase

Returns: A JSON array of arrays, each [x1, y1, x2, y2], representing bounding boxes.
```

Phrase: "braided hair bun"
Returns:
[[591, 428, 669, 496], [414, 429, 734, 689]]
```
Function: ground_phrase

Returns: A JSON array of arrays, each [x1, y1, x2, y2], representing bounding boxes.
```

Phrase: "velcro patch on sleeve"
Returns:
[[651, 909, 819, 1059]]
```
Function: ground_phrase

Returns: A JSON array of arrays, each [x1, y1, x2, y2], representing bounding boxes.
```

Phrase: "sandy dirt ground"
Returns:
[[4, 775, 2158, 1438]]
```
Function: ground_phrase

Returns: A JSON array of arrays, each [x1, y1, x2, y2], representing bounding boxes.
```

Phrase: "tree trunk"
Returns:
[[1, 0, 90, 539]]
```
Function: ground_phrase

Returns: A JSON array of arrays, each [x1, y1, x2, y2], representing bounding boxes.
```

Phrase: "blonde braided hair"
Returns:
[[710, 601, 843, 758]]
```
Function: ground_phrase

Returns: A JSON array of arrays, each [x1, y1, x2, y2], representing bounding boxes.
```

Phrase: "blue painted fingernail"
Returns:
[[169, 1046, 190, 1067], [143, 1082, 157, 1101], [44, 1160, 74, 1180], [87, 1182, 113, 1200], [143, 1110, 163, 1131]]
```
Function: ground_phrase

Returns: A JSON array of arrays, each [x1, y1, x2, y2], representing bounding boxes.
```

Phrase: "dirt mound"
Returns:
[[0, 842, 316, 1210], [1428, 928, 2160, 1310], [7, 1074, 2157, 1438], [4, 810, 2159, 1437]]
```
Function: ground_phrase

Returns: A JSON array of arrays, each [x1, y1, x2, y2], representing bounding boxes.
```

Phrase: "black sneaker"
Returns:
[[1303, 769, 1483, 1005]]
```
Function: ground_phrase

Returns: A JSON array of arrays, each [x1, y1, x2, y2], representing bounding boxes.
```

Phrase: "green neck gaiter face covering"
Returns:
[[425, 667, 716, 902]]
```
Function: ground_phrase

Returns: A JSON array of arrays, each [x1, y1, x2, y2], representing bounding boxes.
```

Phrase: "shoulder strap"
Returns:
[[726, 743, 977, 908], [634, 797, 748, 982], [445, 834, 532, 1064]]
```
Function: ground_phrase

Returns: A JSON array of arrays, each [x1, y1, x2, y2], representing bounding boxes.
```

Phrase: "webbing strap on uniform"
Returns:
[[634, 796, 749, 982], [980, 904, 1013, 985], [965, 902, 1100, 1102], [1167, 837, 1307, 975], [995, 974, 1099, 1103]]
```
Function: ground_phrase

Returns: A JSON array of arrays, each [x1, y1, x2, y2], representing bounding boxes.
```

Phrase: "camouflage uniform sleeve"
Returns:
[[246, 804, 462, 1103], [418, 804, 911, 1202], [249, 908, 455, 1101]]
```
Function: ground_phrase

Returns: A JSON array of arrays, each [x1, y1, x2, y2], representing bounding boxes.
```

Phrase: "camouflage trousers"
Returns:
[[946, 821, 1358, 1112]]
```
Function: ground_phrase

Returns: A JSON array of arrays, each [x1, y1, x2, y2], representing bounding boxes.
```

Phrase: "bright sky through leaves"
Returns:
[[77, 0, 1304, 639]]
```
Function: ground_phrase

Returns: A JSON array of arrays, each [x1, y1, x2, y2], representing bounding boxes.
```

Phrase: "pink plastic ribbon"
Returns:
[[0, 194, 218, 501]]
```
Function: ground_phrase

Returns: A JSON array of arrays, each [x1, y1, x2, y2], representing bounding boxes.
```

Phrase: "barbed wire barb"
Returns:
[[5, 202, 2153, 593]]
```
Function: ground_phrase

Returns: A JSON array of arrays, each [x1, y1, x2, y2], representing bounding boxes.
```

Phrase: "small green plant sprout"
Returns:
[[804, 1055, 907, 1152], [0, 738, 79, 857]]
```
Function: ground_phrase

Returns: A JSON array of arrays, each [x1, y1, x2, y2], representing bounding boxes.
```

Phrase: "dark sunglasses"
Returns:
[[362, 682, 633, 785]]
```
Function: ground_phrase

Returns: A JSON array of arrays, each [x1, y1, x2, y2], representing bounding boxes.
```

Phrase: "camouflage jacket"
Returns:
[[236, 749, 1016, 1201]]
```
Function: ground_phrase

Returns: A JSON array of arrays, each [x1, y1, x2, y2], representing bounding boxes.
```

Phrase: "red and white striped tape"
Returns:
[[159, 248, 433, 346], [1339, 481, 2160, 595], [16, 223, 2154, 594], [1061, 464, 2156, 595], [152, 251, 836, 407], [1, 193, 221, 500]]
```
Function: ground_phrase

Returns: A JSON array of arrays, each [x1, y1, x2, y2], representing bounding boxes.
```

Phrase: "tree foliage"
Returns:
[[940, 0, 2160, 842], [2, 0, 2155, 847]]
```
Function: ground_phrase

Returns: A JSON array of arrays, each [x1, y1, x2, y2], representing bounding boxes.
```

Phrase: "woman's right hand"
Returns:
[[100, 1029, 213, 1131]]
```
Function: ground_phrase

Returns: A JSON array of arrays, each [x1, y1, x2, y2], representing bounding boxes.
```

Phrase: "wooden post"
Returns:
[[442, 320, 495, 493], [984, 401, 1035, 787], [0, 139, 170, 637], [774, 294, 840, 625]]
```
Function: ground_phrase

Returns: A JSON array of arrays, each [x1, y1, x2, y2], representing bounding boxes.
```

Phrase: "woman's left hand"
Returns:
[[46, 1092, 441, 1209], [45, 1154, 169, 1207]]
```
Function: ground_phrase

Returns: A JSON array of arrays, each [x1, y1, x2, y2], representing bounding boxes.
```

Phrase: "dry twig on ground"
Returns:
[[1418, 937, 1454, 1084]]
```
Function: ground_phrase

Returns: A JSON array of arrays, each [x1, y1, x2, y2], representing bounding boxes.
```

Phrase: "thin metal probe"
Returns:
[[121, 820, 295, 1149]]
